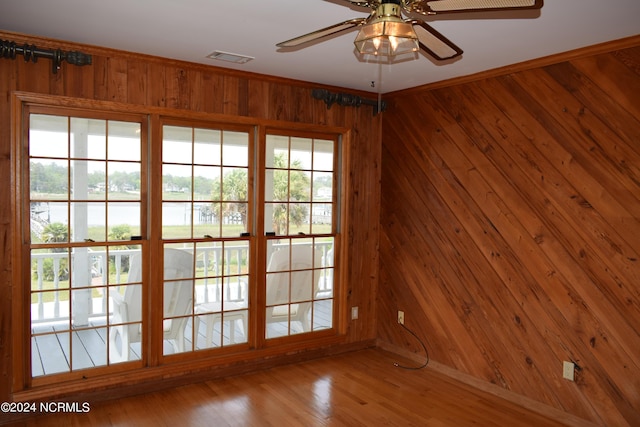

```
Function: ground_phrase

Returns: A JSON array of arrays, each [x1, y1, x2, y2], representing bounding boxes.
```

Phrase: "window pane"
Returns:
[[290, 203, 311, 235], [265, 202, 286, 235], [265, 135, 288, 168], [108, 245, 141, 286], [222, 131, 248, 167], [69, 202, 102, 242], [313, 172, 333, 202], [72, 160, 106, 200], [224, 241, 249, 276], [266, 305, 289, 339], [314, 139, 334, 171], [110, 284, 143, 324], [32, 332, 70, 375], [30, 114, 68, 158], [313, 299, 333, 331], [73, 118, 106, 160], [108, 202, 140, 241], [200, 203, 221, 237], [194, 128, 221, 165], [109, 324, 142, 363], [264, 170, 285, 202], [220, 203, 245, 237], [290, 170, 311, 202], [222, 167, 248, 202], [37, 213, 69, 244], [162, 202, 192, 239], [194, 166, 219, 201], [311, 204, 333, 234], [163, 164, 192, 200], [30, 159, 68, 199], [195, 241, 222, 281], [290, 137, 312, 169], [108, 161, 141, 199], [163, 126, 193, 164], [73, 326, 107, 369], [107, 121, 141, 161]]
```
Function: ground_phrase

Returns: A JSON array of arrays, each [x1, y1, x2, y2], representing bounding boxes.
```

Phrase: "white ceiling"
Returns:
[[1, 0, 639, 93]]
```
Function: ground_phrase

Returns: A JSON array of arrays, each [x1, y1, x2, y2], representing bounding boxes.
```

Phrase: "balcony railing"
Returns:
[[30, 242, 334, 326]]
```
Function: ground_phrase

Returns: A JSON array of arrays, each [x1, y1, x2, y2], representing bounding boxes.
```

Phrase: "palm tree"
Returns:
[[42, 222, 68, 249], [40, 222, 69, 280], [207, 153, 311, 235], [223, 168, 249, 225], [271, 154, 310, 235]]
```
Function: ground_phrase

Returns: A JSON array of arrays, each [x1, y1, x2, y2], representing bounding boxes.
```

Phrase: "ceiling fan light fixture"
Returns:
[[354, 0, 419, 57], [354, 20, 418, 56]]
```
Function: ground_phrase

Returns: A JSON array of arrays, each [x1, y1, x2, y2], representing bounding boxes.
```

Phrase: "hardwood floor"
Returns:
[[5, 349, 590, 427]]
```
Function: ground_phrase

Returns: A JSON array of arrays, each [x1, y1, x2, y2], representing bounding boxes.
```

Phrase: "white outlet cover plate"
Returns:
[[563, 361, 575, 381]]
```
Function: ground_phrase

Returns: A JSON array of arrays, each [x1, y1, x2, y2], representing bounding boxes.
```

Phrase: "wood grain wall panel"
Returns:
[[0, 31, 380, 402], [91, 56, 109, 102], [247, 80, 270, 118], [433, 80, 638, 419], [343, 107, 381, 341], [379, 43, 640, 426], [0, 81, 11, 406], [126, 60, 148, 104]]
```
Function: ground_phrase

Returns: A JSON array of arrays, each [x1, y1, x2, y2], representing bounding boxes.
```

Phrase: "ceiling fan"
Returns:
[[277, 0, 543, 61]]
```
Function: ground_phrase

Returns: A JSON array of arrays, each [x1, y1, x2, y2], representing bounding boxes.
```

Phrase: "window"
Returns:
[[263, 133, 336, 339], [18, 99, 342, 386], [159, 123, 252, 353], [28, 111, 146, 376]]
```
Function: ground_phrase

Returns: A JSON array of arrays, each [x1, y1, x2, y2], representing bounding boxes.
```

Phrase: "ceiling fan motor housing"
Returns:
[[375, 0, 404, 22]]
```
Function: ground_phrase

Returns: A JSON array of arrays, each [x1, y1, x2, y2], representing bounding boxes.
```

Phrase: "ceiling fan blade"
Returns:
[[408, 0, 543, 15], [411, 21, 463, 60], [276, 18, 367, 48], [342, 0, 376, 6]]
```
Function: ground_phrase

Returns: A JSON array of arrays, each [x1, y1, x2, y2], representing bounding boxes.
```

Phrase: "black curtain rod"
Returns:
[[312, 88, 386, 115], [1, 39, 92, 74]]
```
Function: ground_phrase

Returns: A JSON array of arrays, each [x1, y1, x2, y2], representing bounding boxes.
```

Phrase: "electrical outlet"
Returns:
[[397, 310, 404, 325], [563, 361, 575, 381], [351, 306, 359, 320]]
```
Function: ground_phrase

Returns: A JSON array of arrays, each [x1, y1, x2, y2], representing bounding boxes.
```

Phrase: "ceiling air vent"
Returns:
[[206, 51, 254, 64]]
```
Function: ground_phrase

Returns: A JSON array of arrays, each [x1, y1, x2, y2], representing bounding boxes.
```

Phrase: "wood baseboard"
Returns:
[[376, 339, 599, 427]]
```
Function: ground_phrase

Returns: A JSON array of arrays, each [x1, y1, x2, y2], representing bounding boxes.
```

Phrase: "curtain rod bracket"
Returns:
[[1, 39, 92, 74], [312, 88, 386, 115]]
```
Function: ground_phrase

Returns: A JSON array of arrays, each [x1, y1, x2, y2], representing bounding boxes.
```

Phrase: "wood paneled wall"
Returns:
[[0, 31, 380, 402], [378, 39, 640, 426]]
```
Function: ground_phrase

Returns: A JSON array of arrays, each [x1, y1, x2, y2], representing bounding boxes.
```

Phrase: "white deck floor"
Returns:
[[31, 298, 332, 377]]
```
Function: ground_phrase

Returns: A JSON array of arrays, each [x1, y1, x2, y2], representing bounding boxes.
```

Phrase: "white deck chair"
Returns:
[[266, 246, 322, 333], [109, 248, 194, 362]]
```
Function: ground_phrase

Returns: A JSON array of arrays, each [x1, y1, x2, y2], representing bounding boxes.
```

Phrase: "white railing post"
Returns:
[[35, 258, 44, 320], [53, 257, 61, 319]]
